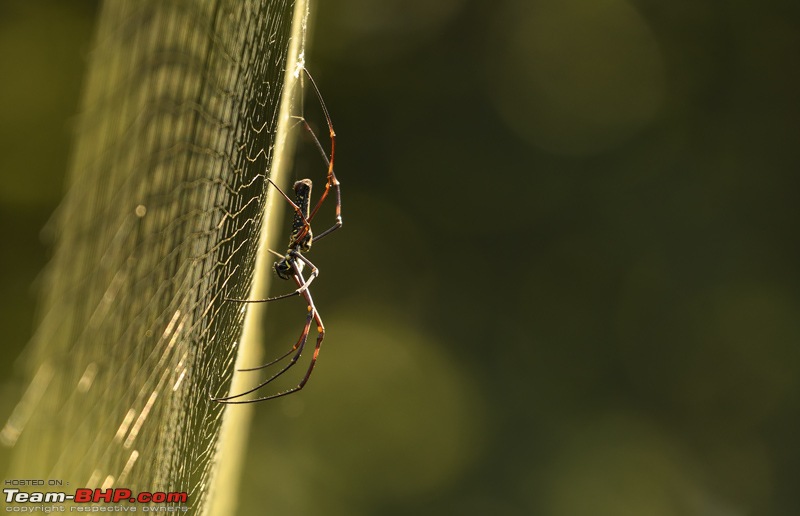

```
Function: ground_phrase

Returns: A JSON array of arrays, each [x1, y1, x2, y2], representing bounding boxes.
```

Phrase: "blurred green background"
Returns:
[[3, 1, 800, 515]]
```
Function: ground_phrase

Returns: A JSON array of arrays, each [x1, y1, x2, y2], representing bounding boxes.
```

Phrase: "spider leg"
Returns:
[[213, 262, 316, 403], [292, 114, 341, 242], [236, 302, 311, 372], [301, 67, 336, 183], [225, 290, 298, 304], [290, 251, 319, 293], [297, 69, 342, 240], [233, 290, 325, 404], [312, 181, 342, 242], [211, 310, 312, 402], [296, 116, 341, 241], [235, 254, 318, 372], [292, 116, 330, 169]]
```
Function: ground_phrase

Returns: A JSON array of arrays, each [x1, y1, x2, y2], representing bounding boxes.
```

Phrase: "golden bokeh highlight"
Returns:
[[487, 0, 665, 155]]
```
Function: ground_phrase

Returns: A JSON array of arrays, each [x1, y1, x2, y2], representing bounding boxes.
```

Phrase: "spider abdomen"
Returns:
[[290, 179, 313, 252]]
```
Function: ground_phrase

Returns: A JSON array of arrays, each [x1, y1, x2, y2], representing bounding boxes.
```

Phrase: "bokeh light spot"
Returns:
[[487, 0, 665, 156]]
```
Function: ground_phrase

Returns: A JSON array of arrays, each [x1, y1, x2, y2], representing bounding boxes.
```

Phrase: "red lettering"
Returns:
[[113, 489, 132, 502], [74, 489, 92, 503], [94, 488, 113, 502], [166, 492, 188, 503]]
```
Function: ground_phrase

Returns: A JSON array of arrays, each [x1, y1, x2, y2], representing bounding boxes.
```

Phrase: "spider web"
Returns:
[[2, 0, 305, 512]]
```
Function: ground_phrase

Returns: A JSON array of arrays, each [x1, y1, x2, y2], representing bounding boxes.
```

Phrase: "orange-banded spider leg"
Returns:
[[290, 114, 342, 243], [313, 178, 342, 243], [298, 69, 342, 242], [213, 261, 325, 403]]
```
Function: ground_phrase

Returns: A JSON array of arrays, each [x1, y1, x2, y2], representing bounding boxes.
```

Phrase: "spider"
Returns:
[[214, 68, 341, 403]]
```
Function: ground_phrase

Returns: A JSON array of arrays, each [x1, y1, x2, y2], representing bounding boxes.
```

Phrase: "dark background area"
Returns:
[[3, 1, 800, 515]]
